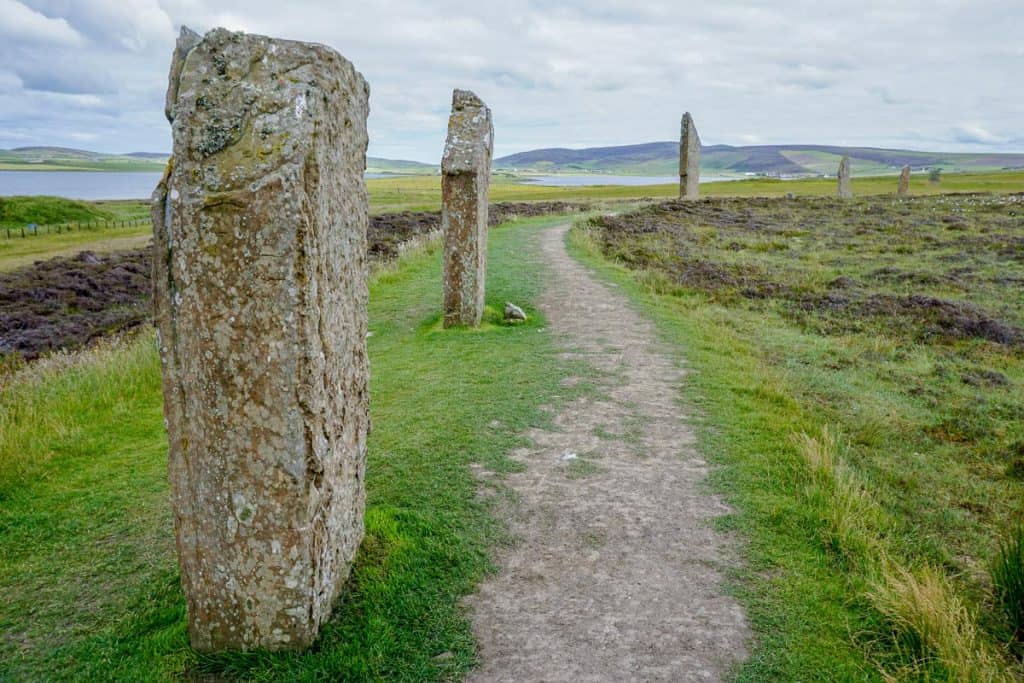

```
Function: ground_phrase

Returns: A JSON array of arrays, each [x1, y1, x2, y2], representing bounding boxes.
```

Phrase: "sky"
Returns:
[[0, 0, 1021, 162]]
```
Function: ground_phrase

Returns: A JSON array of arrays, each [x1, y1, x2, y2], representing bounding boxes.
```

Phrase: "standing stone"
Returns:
[[837, 155, 853, 198], [442, 89, 493, 328], [897, 164, 911, 196], [152, 27, 371, 652], [679, 112, 700, 200]]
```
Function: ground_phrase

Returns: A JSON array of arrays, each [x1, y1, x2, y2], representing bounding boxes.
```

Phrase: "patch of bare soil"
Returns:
[[467, 223, 749, 681]]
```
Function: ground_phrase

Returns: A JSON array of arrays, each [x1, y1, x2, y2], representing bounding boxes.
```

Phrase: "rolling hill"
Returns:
[[0, 147, 169, 172], [494, 143, 1024, 177], [6, 144, 1023, 178], [365, 157, 436, 174]]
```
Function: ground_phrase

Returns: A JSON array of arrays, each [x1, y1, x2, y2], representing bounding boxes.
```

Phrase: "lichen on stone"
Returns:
[[152, 26, 370, 653]]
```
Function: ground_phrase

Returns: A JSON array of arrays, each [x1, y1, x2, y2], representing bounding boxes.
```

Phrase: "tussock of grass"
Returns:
[[992, 525, 1024, 648], [794, 428, 840, 480], [869, 562, 1011, 682], [794, 428, 1015, 680]]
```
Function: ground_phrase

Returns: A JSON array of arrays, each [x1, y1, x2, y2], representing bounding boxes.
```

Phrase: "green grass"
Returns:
[[0, 197, 152, 271], [992, 524, 1024, 651], [0, 215, 577, 681], [0, 195, 118, 228], [568, 194, 1024, 680]]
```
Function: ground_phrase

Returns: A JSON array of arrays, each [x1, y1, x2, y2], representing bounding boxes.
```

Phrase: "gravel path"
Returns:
[[466, 222, 750, 682]]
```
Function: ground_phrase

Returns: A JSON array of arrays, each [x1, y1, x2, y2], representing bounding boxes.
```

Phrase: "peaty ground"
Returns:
[[467, 223, 750, 681]]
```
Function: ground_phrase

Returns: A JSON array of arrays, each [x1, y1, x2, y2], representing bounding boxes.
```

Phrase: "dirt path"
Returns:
[[466, 223, 750, 681]]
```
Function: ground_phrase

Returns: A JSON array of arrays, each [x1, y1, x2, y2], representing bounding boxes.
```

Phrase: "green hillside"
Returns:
[[366, 157, 437, 174], [0, 147, 168, 172]]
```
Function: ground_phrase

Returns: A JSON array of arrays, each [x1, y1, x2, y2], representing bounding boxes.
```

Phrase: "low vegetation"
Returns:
[[992, 525, 1024, 653], [0, 247, 150, 360], [0, 202, 588, 360], [0, 215, 575, 680], [571, 193, 1024, 679]]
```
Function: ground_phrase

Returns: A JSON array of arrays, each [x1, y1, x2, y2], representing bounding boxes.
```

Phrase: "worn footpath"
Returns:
[[467, 222, 750, 682]]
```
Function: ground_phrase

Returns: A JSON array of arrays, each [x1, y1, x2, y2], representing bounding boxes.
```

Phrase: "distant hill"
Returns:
[[125, 152, 170, 160], [367, 157, 436, 175], [0, 147, 168, 172], [495, 143, 1024, 177], [9, 143, 1020, 178]]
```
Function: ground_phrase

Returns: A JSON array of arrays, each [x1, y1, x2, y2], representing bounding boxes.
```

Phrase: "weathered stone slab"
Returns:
[[679, 112, 700, 200], [442, 89, 493, 327], [837, 155, 853, 198], [152, 27, 370, 652], [898, 164, 911, 196]]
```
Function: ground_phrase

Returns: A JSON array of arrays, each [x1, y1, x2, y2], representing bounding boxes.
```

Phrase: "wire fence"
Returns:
[[1, 217, 152, 240]]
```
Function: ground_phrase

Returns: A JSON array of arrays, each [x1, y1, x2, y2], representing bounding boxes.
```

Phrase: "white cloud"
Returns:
[[0, 0, 83, 45], [24, 0, 175, 50], [0, 0, 1020, 157], [952, 124, 1007, 145]]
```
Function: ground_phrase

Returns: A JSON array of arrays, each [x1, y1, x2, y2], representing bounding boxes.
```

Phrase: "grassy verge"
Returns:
[[567, 195, 1024, 680], [0, 215, 573, 681]]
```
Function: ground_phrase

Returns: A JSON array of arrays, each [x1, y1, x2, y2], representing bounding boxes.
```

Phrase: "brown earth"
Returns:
[[467, 222, 749, 681]]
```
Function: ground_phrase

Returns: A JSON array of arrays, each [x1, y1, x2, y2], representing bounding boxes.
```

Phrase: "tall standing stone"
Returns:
[[679, 112, 700, 200], [897, 164, 911, 196], [442, 89, 493, 328], [837, 155, 853, 198], [152, 27, 371, 652]]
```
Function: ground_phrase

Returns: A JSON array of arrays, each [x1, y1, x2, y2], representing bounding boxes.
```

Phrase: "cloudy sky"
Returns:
[[0, 0, 1021, 161]]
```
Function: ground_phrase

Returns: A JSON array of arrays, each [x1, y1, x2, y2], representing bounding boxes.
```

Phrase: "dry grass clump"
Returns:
[[795, 428, 1020, 680]]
